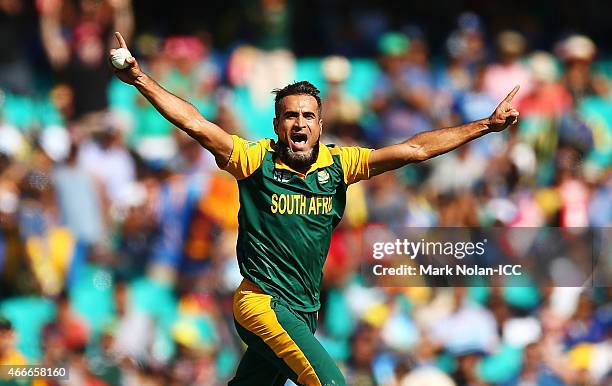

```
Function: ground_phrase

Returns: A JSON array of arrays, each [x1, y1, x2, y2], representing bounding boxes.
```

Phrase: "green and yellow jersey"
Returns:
[[224, 135, 372, 312]]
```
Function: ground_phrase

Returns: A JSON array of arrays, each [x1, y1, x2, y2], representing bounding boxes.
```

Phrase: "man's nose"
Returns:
[[295, 114, 306, 128]]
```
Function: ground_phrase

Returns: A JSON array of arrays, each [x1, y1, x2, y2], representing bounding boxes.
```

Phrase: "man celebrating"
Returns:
[[110, 32, 519, 386]]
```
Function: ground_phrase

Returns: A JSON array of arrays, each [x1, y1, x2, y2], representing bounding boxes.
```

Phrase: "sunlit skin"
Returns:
[[273, 94, 322, 158], [109, 31, 520, 175]]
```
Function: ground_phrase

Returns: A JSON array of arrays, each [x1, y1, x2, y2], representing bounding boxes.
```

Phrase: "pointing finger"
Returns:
[[504, 85, 520, 102], [115, 32, 127, 49]]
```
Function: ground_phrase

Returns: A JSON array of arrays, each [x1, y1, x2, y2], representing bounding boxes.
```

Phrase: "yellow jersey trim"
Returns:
[[223, 135, 271, 180], [328, 146, 373, 184], [224, 135, 372, 184]]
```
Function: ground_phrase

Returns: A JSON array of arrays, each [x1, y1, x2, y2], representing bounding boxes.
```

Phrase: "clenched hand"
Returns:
[[488, 85, 520, 132], [109, 32, 143, 85]]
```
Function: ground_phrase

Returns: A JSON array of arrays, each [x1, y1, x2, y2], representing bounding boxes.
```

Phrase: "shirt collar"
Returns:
[[272, 141, 333, 177]]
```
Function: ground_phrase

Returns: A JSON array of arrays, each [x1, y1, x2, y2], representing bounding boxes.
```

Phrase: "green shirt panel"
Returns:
[[236, 150, 347, 312]]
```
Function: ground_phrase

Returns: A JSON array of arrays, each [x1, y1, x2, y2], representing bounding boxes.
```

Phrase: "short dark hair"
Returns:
[[272, 81, 322, 118]]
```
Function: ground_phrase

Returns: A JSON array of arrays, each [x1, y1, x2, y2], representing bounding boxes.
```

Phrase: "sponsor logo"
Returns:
[[273, 169, 292, 183]]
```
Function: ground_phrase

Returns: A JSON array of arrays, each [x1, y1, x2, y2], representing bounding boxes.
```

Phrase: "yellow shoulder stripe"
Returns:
[[328, 147, 342, 156], [223, 135, 271, 180], [329, 146, 373, 184]]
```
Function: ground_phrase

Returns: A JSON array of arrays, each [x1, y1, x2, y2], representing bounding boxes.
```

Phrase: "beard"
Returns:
[[274, 140, 319, 172]]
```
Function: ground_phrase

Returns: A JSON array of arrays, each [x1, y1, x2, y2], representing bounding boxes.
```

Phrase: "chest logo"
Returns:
[[273, 169, 292, 183], [317, 170, 330, 184]]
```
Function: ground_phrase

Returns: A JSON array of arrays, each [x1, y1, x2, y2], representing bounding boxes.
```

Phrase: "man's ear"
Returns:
[[273, 117, 279, 135], [319, 119, 323, 135]]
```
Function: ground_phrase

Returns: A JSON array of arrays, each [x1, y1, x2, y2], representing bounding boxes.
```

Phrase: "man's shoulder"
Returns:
[[241, 137, 273, 147], [325, 143, 341, 156], [325, 143, 368, 156], [224, 136, 274, 180], [233, 136, 274, 154]]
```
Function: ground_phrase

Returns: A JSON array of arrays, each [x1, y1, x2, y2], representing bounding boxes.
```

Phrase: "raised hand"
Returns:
[[488, 85, 520, 132], [37, 0, 63, 16], [108, 0, 131, 9], [109, 32, 142, 85]]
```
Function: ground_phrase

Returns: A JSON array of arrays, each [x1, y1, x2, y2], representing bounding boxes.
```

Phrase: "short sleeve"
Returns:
[[336, 146, 374, 185], [223, 135, 269, 180]]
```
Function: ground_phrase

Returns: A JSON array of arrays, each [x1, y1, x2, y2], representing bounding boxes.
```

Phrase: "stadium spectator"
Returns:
[[0, 316, 26, 367], [0, 0, 33, 95], [39, 0, 134, 119], [483, 30, 533, 103], [370, 32, 434, 145]]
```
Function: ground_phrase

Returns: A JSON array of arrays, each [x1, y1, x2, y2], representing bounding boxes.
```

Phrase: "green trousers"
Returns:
[[229, 279, 345, 386]]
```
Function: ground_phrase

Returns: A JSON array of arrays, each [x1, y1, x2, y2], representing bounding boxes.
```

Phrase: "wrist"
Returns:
[[134, 73, 149, 89], [480, 117, 495, 133]]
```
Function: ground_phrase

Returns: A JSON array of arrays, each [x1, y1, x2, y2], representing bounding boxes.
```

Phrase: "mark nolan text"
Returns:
[[372, 264, 523, 276]]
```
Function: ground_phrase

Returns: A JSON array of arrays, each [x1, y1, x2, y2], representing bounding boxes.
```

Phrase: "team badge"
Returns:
[[317, 170, 330, 184]]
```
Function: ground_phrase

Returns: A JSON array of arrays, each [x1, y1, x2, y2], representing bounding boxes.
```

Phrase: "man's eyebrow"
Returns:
[[282, 109, 317, 117]]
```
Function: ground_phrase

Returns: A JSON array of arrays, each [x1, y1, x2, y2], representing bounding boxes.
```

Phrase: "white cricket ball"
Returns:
[[111, 48, 132, 69]]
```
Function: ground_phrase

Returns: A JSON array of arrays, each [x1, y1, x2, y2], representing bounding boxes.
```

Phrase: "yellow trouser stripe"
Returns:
[[233, 279, 322, 386]]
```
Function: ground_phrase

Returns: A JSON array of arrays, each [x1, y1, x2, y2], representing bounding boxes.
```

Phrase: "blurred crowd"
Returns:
[[0, 0, 610, 385]]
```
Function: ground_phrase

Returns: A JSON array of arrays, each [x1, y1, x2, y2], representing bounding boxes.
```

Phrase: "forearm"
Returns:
[[133, 74, 231, 158], [40, 15, 69, 68], [407, 118, 492, 160], [368, 118, 493, 176], [369, 85, 520, 177], [135, 74, 200, 131], [110, 31, 233, 164]]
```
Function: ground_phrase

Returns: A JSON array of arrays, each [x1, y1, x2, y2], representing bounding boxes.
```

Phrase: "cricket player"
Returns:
[[109, 32, 519, 386]]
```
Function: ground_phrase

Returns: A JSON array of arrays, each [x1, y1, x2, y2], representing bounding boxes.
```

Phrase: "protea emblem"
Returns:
[[317, 170, 330, 184]]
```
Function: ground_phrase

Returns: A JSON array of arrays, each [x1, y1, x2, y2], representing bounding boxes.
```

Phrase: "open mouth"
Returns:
[[289, 132, 308, 152]]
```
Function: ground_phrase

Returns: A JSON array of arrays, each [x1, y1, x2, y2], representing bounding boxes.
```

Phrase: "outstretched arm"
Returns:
[[109, 0, 134, 48], [368, 85, 520, 177], [109, 32, 233, 166], [39, 0, 70, 69]]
